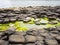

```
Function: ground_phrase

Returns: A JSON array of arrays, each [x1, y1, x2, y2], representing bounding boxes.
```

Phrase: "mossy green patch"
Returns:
[[27, 18, 34, 24], [43, 17, 49, 20], [56, 22, 60, 27], [0, 24, 9, 31], [40, 17, 49, 21], [46, 24, 55, 28], [14, 21, 28, 31], [0, 18, 60, 31]]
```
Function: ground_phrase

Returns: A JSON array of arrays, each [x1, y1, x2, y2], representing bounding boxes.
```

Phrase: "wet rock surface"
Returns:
[[0, 27, 60, 45], [0, 6, 60, 45], [0, 6, 60, 23]]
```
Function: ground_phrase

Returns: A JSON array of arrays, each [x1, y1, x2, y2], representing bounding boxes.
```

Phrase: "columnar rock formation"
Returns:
[[0, 6, 60, 45], [0, 6, 60, 23], [0, 27, 60, 45]]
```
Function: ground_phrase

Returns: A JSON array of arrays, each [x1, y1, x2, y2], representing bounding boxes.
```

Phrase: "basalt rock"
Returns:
[[0, 40, 8, 45], [45, 39, 58, 45], [0, 27, 60, 45], [0, 6, 60, 45], [0, 6, 60, 23], [9, 35, 25, 43]]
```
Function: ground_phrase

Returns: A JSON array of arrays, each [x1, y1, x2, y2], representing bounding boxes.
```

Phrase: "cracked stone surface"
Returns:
[[0, 6, 60, 45]]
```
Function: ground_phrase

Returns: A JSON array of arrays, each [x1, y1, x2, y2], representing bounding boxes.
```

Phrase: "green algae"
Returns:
[[27, 18, 34, 24], [14, 21, 28, 31], [45, 24, 55, 28], [0, 24, 9, 31], [0, 18, 60, 31], [56, 22, 60, 27], [0, 21, 29, 31]]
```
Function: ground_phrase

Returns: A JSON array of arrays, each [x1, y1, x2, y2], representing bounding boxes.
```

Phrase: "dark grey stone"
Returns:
[[25, 35, 37, 43], [9, 35, 25, 43], [26, 29, 38, 36], [3, 18, 9, 23], [45, 39, 58, 45], [9, 44, 23, 45], [0, 40, 8, 45], [0, 20, 3, 23], [26, 43, 35, 45], [9, 18, 16, 22]]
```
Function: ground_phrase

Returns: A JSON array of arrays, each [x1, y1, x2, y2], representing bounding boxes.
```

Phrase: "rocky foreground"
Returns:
[[0, 27, 60, 45], [0, 6, 60, 45]]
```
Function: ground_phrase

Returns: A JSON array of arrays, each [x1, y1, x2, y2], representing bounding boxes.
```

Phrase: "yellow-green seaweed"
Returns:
[[0, 18, 60, 31]]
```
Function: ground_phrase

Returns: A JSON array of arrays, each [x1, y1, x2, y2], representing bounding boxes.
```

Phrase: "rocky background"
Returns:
[[0, 6, 60, 23], [0, 6, 60, 45]]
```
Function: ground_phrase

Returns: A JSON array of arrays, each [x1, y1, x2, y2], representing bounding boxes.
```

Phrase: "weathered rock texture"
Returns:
[[0, 6, 60, 45], [0, 27, 60, 45], [0, 6, 60, 23]]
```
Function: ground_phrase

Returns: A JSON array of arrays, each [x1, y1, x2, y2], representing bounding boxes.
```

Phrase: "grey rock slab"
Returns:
[[45, 39, 58, 45], [49, 33, 58, 38], [9, 44, 23, 45], [25, 35, 37, 43], [40, 32, 49, 37], [38, 29, 48, 33], [56, 26, 60, 31], [26, 29, 38, 36], [26, 43, 35, 45], [15, 31, 26, 36], [36, 36, 44, 41], [9, 18, 16, 22], [56, 35, 60, 40], [0, 20, 3, 23], [0, 40, 8, 45], [35, 21, 40, 25], [36, 41, 44, 45], [50, 30, 59, 34], [9, 35, 25, 43], [3, 18, 9, 23]]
